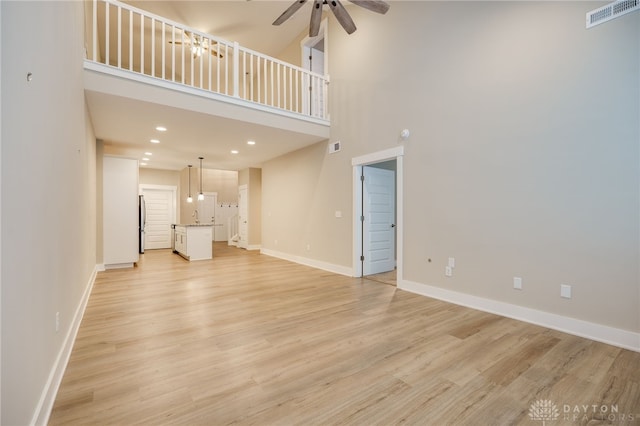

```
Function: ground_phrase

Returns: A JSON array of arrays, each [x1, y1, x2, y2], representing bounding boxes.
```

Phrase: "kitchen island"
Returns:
[[173, 224, 213, 261]]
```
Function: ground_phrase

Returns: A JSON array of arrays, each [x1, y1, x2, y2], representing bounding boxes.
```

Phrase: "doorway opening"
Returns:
[[352, 146, 404, 282], [139, 184, 177, 250], [301, 20, 327, 118]]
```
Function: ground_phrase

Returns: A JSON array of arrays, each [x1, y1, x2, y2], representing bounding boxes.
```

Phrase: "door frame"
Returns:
[[139, 184, 178, 249], [300, 19, 328, 75], [300, 19, 328, 117], [238, 184, 248, 249], [352, 146, 404, 278]]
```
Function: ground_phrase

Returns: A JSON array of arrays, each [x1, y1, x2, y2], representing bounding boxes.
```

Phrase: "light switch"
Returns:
[[561, 284, 572, 299], [513, 277, 522, 290], [335, 211, 342, 218], [448, 257, 455, 268]]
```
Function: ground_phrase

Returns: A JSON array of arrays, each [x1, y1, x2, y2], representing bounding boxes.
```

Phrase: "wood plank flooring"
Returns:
[[50, 243, 640, 425]]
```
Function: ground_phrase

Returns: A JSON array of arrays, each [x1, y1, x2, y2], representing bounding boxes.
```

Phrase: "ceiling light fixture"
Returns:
[[247, 140, 256, 145], [140, 162, 147, 166], [187, 165, 193, 203], [144, 152, 153, 156], [231, 150, 239, 154], [198, 157, 205, 201], [142, 157, 150, 161], [156, 126, 167, 132], [150, 139, 160, 144]]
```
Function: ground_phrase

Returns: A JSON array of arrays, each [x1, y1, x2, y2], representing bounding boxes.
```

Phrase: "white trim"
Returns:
[[104, 262, 134, 269], [238, 184, 248, 249], [300, 19, 329, 77], [84, 61, 330, 127], [399, 279, 640, 353], [34, 265, 99, 425], [352, 146, 405, 278], [246, 244, 261, 251], [351, 146, 404, 167], [139, 184, 178, 247], [261, 248, 352, 277]]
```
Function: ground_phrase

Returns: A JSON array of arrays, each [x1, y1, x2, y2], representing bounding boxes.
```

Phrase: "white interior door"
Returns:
[[141, 187, 175, 250], [302, 29, 326, 118], [363, 166, 395, 275], [198, 192, 217, 241], [238, 185, 248, 249]]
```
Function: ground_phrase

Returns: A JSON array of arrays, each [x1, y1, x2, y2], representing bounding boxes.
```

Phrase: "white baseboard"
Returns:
[[399, 279, 640, 353], [261, 248, 353, 277], [33, 265, 99, 426], [104, 262, 134, 270], [246, 244, 261, 251]]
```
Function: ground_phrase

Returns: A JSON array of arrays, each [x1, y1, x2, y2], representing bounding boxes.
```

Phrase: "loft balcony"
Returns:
[[84, 0, 331, 170]]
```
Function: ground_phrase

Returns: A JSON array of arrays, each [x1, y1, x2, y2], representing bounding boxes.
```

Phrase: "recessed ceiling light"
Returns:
[[155, 126, 167, 132], [142, 157, 150, 161], [144, 152, 153, 156], [150, 139, 160, 144], [231, 150, 239, 154], [247, 140, 256, 145], [140, 162, 148, 166]]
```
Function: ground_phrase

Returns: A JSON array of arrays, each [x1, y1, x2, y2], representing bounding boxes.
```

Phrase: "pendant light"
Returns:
[[187, 165, 193, 203], [198, 157, 205, 201]]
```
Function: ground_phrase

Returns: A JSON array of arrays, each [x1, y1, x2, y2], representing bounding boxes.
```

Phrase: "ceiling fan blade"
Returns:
[[348, 0, 389, 14], [273, 0, 308, 26], [208, 43, 224, 59], [309, 0, 323, 37], [327, 0, 357, 34]]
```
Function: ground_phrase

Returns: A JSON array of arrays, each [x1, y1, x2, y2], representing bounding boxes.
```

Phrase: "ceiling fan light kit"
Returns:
[[168, 30, 223, 58], [273, 0, 390, 37]]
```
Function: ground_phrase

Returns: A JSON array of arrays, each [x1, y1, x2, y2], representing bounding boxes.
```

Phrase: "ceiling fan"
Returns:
[[273, 0, 390, 37], [169, 30, 223, 58]]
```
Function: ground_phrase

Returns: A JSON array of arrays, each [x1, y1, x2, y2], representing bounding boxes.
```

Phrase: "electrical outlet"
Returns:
[[513, 277, 522, 290], [55, 312, 60, 332], [445, 266, 453, 277], [561, 284, 572, 299], [306, 244, 311, 251]]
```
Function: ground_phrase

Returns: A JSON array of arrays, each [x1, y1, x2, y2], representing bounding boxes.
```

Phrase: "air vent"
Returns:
[[328, 140, 341, 154], [586, 0, 639, 28]]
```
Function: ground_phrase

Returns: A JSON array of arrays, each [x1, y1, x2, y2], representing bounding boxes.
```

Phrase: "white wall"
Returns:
[[262, 2, 639, 338], [1, 1, 97, 424]]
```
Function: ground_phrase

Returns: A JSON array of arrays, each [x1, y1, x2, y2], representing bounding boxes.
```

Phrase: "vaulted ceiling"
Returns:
[[93, 1, 331, 171]]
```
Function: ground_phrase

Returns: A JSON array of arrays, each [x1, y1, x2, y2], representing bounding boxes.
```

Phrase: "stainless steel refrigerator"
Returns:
[[139, 195, 146, 254]]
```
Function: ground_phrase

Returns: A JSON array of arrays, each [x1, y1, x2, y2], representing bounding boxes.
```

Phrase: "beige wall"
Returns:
[[239, 168, 262, 247], [263, 142, 350, 262], [139, 167, 180, 187], [179, 167, 238, 223], [262, 2, 639, 333], [1, 1, 97, 423]]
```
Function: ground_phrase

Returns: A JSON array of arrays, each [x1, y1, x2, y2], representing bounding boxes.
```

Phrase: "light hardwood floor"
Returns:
[[50, 244, 640, 425]]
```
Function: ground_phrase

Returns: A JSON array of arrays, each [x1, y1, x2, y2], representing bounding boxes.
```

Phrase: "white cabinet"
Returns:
[[174, 225, 213, 261], [103, 156, 139, 268]]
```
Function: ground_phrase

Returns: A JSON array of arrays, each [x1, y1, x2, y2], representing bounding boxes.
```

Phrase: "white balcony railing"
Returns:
[[87, 0, 330, 121]]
